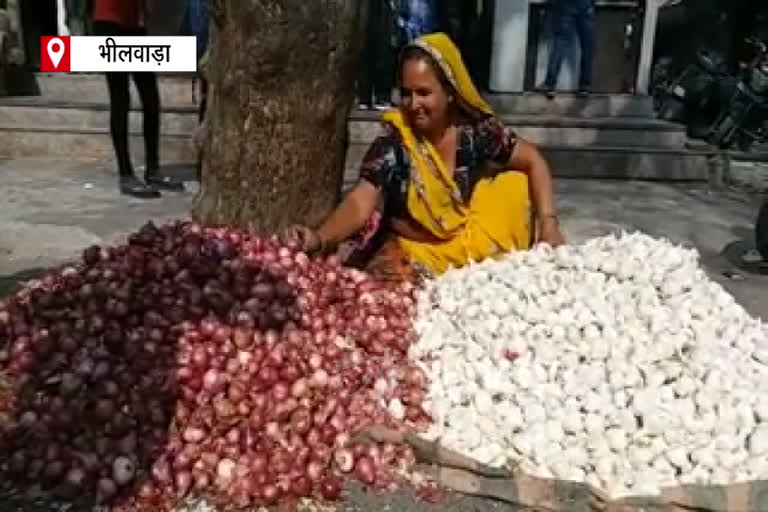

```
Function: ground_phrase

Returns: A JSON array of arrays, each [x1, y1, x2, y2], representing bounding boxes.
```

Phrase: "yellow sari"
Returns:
[[385, 33, 532, 275]]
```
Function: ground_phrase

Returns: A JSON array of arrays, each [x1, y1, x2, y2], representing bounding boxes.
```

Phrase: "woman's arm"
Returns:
[[315, 182, 381, 248], [283, 131, 396, 251], [507, 139, 565, 246]]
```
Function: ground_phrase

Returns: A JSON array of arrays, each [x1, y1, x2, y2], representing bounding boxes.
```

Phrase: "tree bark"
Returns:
[[193, 0, 367, 234]]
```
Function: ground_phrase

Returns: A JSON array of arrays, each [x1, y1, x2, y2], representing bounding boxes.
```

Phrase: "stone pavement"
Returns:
[[0, 158, 766, 319]]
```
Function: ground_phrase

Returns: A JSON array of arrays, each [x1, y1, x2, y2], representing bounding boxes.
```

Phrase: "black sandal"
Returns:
[[120, 175, 161, 199], [144, 169, 185, 191]]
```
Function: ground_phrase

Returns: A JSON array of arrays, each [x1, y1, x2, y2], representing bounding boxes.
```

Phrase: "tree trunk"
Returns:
[[193, 0, 367, 233]]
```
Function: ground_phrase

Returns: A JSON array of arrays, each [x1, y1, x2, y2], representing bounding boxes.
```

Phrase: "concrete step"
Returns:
[[0, 99, 687, 150], [23, 74, 652, 117], [0, 99, 199, 134], [0, 126, 194, 167], [344, 143, 713, 182], [350, 111, 686, 148], [17, 73, 199, 108], [0, 125, 712, 183], [0, 97, 706, 182], [485, 93, 655, 118]]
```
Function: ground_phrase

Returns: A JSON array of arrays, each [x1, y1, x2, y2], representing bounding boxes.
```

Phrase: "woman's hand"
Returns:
[[538, 216, 566, 247], [280, 225, 322, 253]]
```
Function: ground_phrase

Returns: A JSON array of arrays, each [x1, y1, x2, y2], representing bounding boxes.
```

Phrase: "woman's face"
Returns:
[[400, 58, 450, 134]]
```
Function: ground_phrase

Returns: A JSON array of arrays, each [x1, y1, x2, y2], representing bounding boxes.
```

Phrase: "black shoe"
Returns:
[[538, 84, 556, 100], [120, 174, 161, 198], [144, 168, 185, 191], [576, 88, 590, 98]]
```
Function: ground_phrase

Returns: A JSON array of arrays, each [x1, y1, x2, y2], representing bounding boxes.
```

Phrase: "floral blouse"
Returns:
[[358, 116, 519, 220]]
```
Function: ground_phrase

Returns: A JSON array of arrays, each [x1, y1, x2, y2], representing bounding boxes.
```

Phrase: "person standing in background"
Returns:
[[400, 0, 438, 42], [358, 1, 401, 110], [90, 0, 184, 197], [541, 0, 596, 98]]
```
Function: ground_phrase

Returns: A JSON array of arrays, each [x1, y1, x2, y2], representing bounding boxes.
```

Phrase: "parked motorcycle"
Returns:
[[652, 48, 729, 136], [708, 38, 768, 150], [653, 38, 768, 151]]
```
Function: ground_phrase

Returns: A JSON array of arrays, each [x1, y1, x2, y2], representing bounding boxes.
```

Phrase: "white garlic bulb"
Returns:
[[411, 232, 768, 500]]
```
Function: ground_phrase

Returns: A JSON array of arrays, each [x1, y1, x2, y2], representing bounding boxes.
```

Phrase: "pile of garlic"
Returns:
[[410, 232, 768, 499]]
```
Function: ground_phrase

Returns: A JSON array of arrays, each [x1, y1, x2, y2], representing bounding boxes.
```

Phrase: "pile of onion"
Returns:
[[0, 221, 429, 510]]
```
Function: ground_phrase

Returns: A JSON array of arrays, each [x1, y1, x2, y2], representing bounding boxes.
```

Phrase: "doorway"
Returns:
[[21, 0, 58, 70]]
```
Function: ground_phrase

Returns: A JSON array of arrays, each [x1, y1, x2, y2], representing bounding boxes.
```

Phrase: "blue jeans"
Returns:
[[401, 0, 439, 41], [544, 5, 595, 90]]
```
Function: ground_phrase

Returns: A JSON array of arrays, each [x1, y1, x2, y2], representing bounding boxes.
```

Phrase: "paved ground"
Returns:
[[0, 158, 767, 512]]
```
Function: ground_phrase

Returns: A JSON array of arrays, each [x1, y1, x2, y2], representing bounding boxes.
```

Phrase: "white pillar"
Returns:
[[636, 0, 677, 94], [56, 0, 70, 36], [635, 1, 657, 94], [489, 0, 531, 92]]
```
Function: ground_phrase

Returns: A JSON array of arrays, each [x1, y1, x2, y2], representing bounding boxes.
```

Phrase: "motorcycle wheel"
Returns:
[[757, 200, 768, 262]]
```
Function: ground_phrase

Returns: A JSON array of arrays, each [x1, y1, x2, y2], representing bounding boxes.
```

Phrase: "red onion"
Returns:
[[203, 368, 224, 393], [227, 380, 246, 403], [175, 470, 192, 496], [94, 398, 116, 421], [191, 346, 209, 368], [272, 381, 290, 401], [310, 369, 329, 388], [320, 476, 343, 500], [182, 426, 207, 444], [216, 458, 236, 485], [201, 451, 220, 469], [262, 483, 280, 505], [151, 458, 172, 485], [306, 461, 324, 481], [65, 467, 87, 489], [191, 471, 210, 492], [213, 395, 236, 419], [274, 397, 298, 421], [355, 455, 376, 485], [0, 221, 421, 508], [289, 407, 311, 435], [257, 365, 278, 386], [96, 477, 117, 502], [291, 475, 311, 497]]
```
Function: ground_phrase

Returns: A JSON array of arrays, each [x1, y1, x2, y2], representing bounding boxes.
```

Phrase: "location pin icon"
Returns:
[[47, 38, 65, 69]]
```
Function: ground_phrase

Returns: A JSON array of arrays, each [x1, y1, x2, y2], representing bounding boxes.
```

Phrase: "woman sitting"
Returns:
[[284, 33, 565, 278]]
